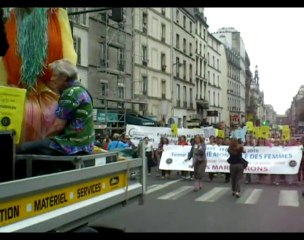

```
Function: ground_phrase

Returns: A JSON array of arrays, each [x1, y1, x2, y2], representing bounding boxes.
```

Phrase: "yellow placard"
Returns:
[[260, 126, 270, 139], [253, 127, 260, 138], [217, 130, 225, 138], [0, 172, 127, 227], [282, 128, 291, 141], [0, 86, 27, 144], [246, 121, 254, 132], [171, 123, 178, 136]]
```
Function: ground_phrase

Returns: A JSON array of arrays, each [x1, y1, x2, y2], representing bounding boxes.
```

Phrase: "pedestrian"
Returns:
[[208, 135, 217, 182], [178, 135, 190, 179], [227, 138, 247, 198], [102, 134, 111, 150], [160, 138, 171, 179], [108, 133, 128, 151], [143, 137, 154, 175], [185, 135, 207, 191]]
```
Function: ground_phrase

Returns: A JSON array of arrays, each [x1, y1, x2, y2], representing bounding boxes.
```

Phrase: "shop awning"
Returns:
[[126, 114, 157, 126]]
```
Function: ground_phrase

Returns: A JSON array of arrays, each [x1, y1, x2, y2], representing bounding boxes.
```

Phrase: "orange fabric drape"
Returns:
[[3, 8, 63, 87]]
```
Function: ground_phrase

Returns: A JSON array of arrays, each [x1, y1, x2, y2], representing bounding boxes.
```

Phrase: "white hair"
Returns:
[[49, 59, 78, 81]]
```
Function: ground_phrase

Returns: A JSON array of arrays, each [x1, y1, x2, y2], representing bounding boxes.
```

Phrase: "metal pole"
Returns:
[[67, 8, 112, 16], [141, 140, 147, 193]]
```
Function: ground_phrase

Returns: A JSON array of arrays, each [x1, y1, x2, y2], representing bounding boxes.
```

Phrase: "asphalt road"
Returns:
[[89, 171, 304, 232]]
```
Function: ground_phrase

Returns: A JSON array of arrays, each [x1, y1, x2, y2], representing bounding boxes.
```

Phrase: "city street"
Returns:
[[89, 171, 304, 232]]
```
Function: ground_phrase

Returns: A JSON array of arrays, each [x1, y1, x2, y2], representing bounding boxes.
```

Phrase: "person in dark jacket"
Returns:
[[227, 138, 246, 198]]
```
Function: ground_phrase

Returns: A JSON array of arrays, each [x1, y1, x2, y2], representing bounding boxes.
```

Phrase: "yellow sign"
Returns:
[[0, 173, 127, 227], [171, 123, 178, 136], [0, 86, 27, 144], [246, 121, 254, 132]]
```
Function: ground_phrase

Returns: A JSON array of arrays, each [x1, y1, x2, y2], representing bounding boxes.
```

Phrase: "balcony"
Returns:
[[118, 63, 124, 71]]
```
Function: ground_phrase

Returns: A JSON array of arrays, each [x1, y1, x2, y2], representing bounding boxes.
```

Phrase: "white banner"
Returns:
[[126, 124, 205, 148], [159, 145, 303, 175]]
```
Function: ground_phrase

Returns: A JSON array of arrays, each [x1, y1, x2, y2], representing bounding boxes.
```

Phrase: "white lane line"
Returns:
[[147, 184, 159, 191], [195, 187, 230, 202], [278, 190, 299, 207], [158, 186, 193, 200], [238, 189, 263, 205], [146, 179, 182, 194]]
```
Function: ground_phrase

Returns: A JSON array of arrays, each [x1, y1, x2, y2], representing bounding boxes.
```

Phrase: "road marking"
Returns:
[[158, 186, 193, 200], [147, 184, 159, 191], [195, 187, 229, 202], [146, 179, 182, 194], [237, 189, 263, 205], [278, 190, 299, 207]]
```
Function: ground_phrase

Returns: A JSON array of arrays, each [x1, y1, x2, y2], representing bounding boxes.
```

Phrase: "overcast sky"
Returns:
[[204, 8, 304, 115]]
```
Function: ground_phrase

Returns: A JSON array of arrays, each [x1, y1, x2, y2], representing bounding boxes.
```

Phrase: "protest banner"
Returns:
[[159, 145, 302, 174]]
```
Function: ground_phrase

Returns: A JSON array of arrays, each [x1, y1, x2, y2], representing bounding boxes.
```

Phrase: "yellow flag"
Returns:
[[246, 121, 254, 132], [171, 123, 178, 136], [0, 86, 27, 144]]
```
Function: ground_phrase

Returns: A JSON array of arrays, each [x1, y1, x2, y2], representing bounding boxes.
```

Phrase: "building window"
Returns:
[[200, 80, 203, 99], [203, 29, 206, 40], [217, 93, 220, 107], [213, 56, 215, 67], [176, 57, 180, 77], [208, 52, 210, 64], [161, 8, 166, 16], [81, 8, 87, 26], [203, 45, 206, 57], [183, 86, 187, 107], [199, 43, 202, 55], [189, 43, 192, 56], [142, 75, 148, 95], [73, 36, 81, 65], [208, 71, 210, 83], [217, 59, 219, 70], [161, 24, 166, 42], [189, 64, 192, 82], [142, 45, 148, 65], [213, 92, 215, 106], [183, 15, 186, 28], [183, 60, 187, 80], [195, 40, 198, 53], [100, 42, 106, 66], [118, 48, 124, 71], [161, 53, 166, 71], [100, 82, 108, 97], [176, 34, 180, 49], [190, 21, 192, 33], [200, 59, 202, 77], [213, 73, 215, 85], [217, 75, 219, 87], [142, 12, 148, 33], [190, 88, 193, 107], [118, 86, 124, 99], [183, 38, 186, 53], [162, 80, 166, 99], [176, 84, 180, 106], [208, 90, 210, 103], [176, 10, 179, 23]]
